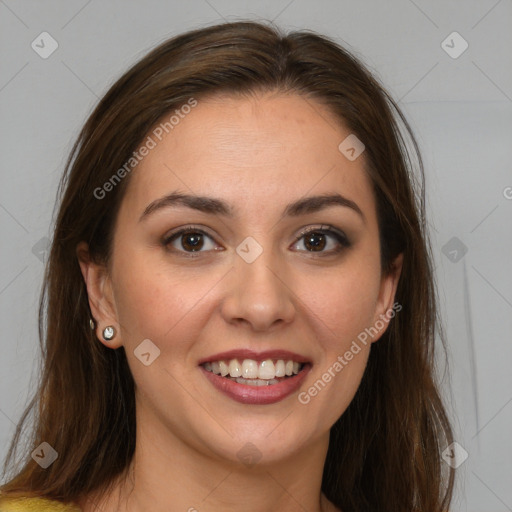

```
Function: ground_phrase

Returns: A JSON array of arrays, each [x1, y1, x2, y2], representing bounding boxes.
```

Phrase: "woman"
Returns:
[[0, 20, 455, 512]]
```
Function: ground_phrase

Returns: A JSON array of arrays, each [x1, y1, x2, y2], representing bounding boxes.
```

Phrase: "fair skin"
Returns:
[[77, 91, 402, 512]]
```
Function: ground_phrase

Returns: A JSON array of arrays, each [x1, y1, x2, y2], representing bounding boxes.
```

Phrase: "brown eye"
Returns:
[[179, 232, 205, 251], [292, 226, 350, 256], [303, 231, 327, 252], [163, 227, 218, 256]]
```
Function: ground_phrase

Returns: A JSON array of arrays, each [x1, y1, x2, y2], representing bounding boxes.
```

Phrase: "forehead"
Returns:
[[120, 92, 375, 222]]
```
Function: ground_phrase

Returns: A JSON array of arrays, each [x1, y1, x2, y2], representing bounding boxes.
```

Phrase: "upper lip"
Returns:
[[198, 349, 312, 366]]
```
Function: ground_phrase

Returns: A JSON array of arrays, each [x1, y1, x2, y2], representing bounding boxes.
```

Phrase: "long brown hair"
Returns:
[[1, 20, 455, 511]]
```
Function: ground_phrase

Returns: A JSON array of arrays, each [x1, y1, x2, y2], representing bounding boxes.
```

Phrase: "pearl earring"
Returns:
[[102, 326, 116, 341]]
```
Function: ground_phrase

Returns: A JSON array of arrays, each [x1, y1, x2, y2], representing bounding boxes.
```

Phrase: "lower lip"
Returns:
[[199, 364, 312, 405]]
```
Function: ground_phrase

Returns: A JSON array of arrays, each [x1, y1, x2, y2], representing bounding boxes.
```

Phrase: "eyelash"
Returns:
[[162, 224, 350, 259]]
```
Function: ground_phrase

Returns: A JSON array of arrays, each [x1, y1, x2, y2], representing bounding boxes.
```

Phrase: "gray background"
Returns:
[[1, 1, 511, 510]]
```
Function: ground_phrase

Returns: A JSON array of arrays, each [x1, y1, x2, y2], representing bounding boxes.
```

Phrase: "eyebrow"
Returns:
[[139, 191, 365, 223]]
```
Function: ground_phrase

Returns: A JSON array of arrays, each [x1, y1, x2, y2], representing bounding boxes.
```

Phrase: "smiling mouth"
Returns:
[[201, 358, 306, 386]]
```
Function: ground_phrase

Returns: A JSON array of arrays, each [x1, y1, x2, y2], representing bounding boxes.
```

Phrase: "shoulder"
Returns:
[[0, 494, 81, 512]]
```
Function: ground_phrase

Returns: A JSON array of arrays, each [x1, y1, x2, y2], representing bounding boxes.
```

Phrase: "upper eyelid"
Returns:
[[295, 224, 345, 239], [164, 224, 345, 237]]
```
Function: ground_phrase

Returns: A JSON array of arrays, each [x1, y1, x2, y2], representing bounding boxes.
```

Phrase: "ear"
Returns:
[[76, 241, 122, 349], [370, 252, 403, 343]]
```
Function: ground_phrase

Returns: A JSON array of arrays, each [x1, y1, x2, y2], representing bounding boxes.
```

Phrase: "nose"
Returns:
[[220, 248, 296, 332]]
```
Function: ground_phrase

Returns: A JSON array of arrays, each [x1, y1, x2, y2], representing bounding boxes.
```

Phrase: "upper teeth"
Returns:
[[204, 359, 303, 380]]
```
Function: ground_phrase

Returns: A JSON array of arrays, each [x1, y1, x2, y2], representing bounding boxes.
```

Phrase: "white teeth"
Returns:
[[218, 360, 230, 377], [203, 358, 305, 380], [274, 359, 286, 377], [242, 359, 259, 379], [228, 359, 242, 377], [258, 360, 275, 380]]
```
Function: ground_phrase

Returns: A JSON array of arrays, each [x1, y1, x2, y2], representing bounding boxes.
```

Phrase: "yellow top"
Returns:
[[0, 496, 81, 511]]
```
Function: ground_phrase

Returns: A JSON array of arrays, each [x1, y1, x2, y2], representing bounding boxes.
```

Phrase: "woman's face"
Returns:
[[80, 91, 401, 467]]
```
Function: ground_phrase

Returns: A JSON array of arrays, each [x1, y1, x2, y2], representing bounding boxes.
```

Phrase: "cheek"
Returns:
[[302, 256, 381, 417], [112, 251, 217, 351], [296, 262, 382, 348]]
